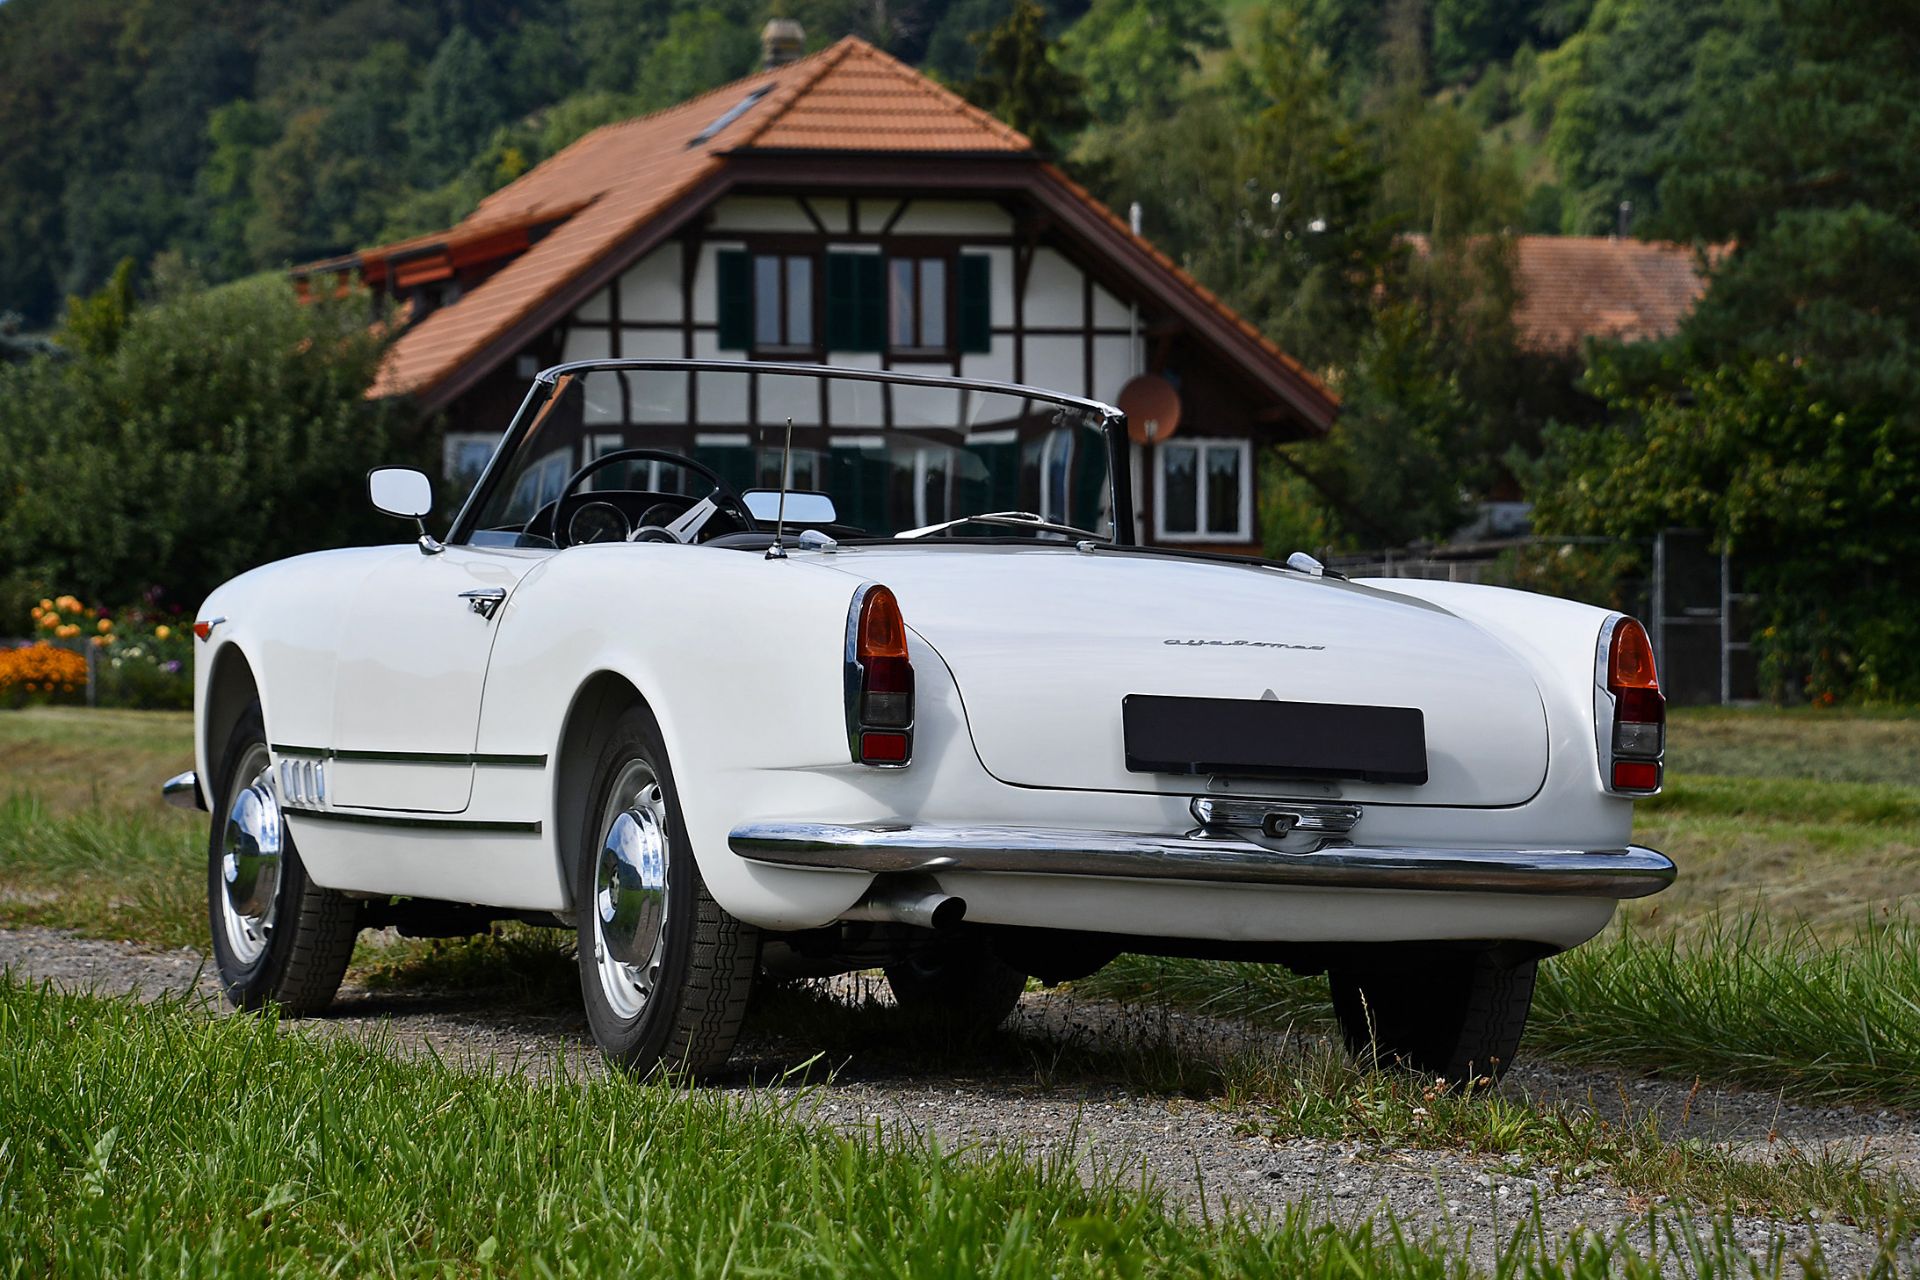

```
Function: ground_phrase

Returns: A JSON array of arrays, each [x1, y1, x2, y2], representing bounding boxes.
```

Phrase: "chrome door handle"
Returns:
[[459, 587, 507, 620]]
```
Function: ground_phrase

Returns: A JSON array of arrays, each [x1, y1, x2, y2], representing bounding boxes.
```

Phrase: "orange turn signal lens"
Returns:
[[857, 586, 908, 661], [1608, 618, 1659, 691]]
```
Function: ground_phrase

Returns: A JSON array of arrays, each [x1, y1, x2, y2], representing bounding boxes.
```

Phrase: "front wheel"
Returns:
[[574, 706, 758, 1075], [1329, 951, 1536, 1083], [206, 703, 358, 1013]]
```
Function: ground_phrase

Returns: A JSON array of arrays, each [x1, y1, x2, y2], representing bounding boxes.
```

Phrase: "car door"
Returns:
[[327, 544, 549, 812]]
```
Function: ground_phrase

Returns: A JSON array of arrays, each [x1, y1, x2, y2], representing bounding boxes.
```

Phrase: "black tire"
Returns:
[[207, 702, 357, 1013], [1329, 951, 1536, 1083], [884, 936, 1028, 1033], [574, 705, 758, 1075]]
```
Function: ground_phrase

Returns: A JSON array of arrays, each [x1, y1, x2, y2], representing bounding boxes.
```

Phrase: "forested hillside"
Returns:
[[0, 0, 1755, 328]]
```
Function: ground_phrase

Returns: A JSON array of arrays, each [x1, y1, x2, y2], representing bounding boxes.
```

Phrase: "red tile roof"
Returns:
[[1510, 236, 1709, 353], [307, 37, 1331, 426]]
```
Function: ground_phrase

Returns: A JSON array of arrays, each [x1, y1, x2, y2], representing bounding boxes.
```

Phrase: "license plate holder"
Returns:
[[1122, 694, 1427, 785]]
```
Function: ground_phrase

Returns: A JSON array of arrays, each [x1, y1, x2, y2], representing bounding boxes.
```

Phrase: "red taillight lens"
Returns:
[[859, 731, 910, 763], [1612, 760, 1660, 791], [193, 620, 213, 641], [1603, 617, 1664, 792], [848, 586, 914, 764]]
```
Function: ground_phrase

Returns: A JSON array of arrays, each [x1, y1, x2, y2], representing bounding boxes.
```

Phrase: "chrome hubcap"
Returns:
[[592, 762, 670, 1020], [218, 743, 282, 965]]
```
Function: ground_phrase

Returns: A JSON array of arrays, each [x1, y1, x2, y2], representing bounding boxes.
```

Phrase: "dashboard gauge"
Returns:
[[568, 501, 630, 545]]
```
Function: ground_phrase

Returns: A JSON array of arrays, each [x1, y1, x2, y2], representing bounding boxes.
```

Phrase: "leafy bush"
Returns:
[[0, 270, 425, 616]]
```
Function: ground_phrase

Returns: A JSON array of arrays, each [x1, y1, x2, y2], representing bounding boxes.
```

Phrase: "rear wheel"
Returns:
[[574, 706, 758, 1075], [884, 936, 1028, 1033], [1329, 951, 1536, 1083], [206, 703, 357, 1013]]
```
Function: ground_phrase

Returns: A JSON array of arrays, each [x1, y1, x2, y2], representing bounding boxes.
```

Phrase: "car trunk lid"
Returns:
[[817, 546, 1549, 807]]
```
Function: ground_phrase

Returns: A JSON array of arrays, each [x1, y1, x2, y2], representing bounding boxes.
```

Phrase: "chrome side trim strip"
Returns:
[[730, 822, 1675, 899], [162, 771, 207, 812], [281, 807, 542, 834], [269, 744, 546, 766]]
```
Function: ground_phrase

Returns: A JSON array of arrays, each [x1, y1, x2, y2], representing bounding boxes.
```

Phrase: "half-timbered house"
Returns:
[[295, 32, 1337, 552]]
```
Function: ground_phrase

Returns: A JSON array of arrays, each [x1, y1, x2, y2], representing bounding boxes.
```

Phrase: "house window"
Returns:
[[727, 247, 991, 356], [754, 254, 813, 350], [717, 249, 815, 352], [1154, 439, 1252, 542], [889, 257, 947, 352]]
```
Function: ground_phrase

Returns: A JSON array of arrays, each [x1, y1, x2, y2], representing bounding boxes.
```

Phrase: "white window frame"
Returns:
[[1152, 437, 1253, 543]]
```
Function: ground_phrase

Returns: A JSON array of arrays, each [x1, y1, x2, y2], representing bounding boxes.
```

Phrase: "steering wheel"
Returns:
[[547, 448, 754, 548]]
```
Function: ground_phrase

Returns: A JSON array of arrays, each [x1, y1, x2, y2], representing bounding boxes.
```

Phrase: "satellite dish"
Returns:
[[1117, 374, 1181, 445]]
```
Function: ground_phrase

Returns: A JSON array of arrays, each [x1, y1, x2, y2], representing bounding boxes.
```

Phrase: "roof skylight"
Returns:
[[688, 86, 773, 148]]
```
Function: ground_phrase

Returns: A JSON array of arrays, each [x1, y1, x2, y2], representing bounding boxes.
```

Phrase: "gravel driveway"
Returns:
[[4, 925, 1913, 1275]]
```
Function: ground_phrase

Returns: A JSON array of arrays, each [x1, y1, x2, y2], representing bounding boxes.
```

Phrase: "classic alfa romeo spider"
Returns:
[[163, 360, 1673, 1079]]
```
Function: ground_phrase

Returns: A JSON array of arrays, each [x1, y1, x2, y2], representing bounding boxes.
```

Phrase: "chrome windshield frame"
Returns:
[[444, 359, 1134, 548]]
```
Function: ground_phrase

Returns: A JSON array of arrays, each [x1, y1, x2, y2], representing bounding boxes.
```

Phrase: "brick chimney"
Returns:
[[761, 19, 805, 69]]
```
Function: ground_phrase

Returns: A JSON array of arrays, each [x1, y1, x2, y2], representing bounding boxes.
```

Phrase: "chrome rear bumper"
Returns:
[[162, 771, 207, 812], [730, 822, 1675, 899]]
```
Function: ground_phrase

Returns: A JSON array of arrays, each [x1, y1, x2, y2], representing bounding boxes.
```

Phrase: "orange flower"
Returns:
[[55, 595, 81, 613], [55, 624, 79, 639], [90, 634, 110, 648], [154, 625, 171, 641], [96, 618, 112, 633]]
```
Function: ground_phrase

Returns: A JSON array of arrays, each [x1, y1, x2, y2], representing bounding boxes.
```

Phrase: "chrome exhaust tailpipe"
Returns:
[[840, 886, 966, 931]]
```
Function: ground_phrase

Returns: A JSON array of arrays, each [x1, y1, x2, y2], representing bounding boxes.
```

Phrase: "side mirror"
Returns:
[[369, 467, 433, 520], [743, 489, 838, 526], [368, 467, 443, 555]]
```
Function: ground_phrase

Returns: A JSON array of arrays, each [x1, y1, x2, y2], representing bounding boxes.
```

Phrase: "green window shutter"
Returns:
[[856, 254, 885, 351], [716, 249, 751, 350], [958, 253, 991, 353], [827, 251, 885, 352]]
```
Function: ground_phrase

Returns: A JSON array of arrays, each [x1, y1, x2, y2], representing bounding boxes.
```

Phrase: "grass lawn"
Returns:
[[4, 705, 1919, 1093], [0, 977, 1887, 1279]]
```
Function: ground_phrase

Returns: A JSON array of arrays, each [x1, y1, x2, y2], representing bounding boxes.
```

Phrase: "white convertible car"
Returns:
[[163, 360, 1672, 1079]]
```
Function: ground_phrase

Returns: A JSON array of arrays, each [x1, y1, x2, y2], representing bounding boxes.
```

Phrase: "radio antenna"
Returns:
[[766, 415, 794, 560]]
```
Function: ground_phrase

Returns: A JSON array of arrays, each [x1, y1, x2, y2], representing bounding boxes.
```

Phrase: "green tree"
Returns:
[[1530, 0, 1920, 700], [0, 276, 424, 610], [1525, 0, 1762, 234], [1060, 0, 1222, 125], [248, 43, 418, 263], [634, 11, 762, 111], [196, 101, 282, 280], [406, 27, 508, 186], [960, 0, 1089, 152], [1081, 6, 1387, 369]]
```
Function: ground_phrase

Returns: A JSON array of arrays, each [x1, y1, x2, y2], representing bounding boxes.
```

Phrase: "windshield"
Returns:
[[459, 363, 1120, 548]]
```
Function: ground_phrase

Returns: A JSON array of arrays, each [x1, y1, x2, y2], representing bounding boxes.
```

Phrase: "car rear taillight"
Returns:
[[1597, 616, 1664, 795], [846, 584, 913, 766]]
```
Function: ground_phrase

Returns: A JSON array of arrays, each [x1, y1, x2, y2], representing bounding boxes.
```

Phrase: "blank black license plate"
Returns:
[[1122, 695, 1427, 785]]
